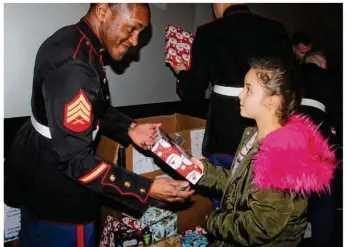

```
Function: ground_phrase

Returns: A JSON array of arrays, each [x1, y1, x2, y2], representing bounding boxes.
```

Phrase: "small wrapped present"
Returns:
[[122, 216, 148, 231], [100, 215, 129, 247], [139, 207, 173, 226], [150, 214, 178, 242], [181, 226, 207, 237], [181, 232, 209, 247], [114, 228, 144, 247], [165, 25, 195, 69], [123, 207, 178, 244], [151, 129, 203, 185]]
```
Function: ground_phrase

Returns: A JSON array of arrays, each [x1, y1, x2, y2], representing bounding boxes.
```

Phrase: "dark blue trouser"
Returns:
[[17, 207, 95, 247], [209, 154, 234, 209], [308, 193, 335, 247]]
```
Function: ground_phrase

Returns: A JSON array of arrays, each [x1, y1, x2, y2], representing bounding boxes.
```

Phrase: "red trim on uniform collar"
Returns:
[[75, 25, 104, 64], [82, 17, 99, 38], [76, 17, 105, 55]]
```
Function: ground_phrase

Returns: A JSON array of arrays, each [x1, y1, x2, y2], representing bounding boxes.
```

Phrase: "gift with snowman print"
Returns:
[[165, 24, 195, 69], [150, 128, 203, 185]]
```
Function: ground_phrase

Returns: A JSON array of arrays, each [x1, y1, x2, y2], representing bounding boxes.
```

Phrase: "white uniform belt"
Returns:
[[301, 98, 326, 113], [31, 115, 99, 140], [213, 85, 243, 97]]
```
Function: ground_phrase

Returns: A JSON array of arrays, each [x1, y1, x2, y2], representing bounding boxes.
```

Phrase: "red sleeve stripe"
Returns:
[[76, 225, 85, 247], [79, 162, 109, 183]]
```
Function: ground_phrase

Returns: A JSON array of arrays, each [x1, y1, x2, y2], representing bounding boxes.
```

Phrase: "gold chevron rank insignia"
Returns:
[[64, 89, 92, 132]]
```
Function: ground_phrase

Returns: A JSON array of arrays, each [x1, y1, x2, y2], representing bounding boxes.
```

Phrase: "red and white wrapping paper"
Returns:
[[165, 25, 195, 69], [100, 215, 129, 247], [151, 129, 203, 185], [122, 216, 147, 231], [181, 226, 207, 237]]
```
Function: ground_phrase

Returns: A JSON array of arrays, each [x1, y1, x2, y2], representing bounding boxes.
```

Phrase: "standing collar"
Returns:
[[223, 4, 251, 17], [76, 17, 105, 54]]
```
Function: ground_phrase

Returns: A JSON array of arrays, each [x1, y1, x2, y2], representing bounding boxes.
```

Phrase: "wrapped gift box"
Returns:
[[165, 25, 195, 69], [123, 207, 178, 244], [151, 129, 203, 185], [181, 226, 207, 237], [122, 216, 148, 231], [114, 229, 144, 247], [150, 214, 178, 242], [181, 232, 208, 247], [100, 215, 129, 247], [181, 225, 208, 247], [139, 207, 174, 226]]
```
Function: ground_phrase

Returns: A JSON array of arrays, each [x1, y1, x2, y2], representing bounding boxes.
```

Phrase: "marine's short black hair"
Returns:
[[292, 31, 312, 46], [89, 3, 150, 13]]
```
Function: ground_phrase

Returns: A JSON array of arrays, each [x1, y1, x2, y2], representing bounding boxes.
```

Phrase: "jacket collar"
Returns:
[[252, 115, 337, 195], [76, 17, 105, 54], [228, 127, 259, 182], [223, 4, 251, 17]]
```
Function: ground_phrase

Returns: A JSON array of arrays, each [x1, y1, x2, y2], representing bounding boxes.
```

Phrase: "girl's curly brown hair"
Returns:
[[249, 57, 302, 125]]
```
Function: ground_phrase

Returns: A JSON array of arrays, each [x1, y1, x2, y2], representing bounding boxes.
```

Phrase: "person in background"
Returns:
[[168, 3, 294, 208], [292, 31, 312, 63], [299, 50, 336, 138], [299, 50, 339, 247], [5, 3, 194, 247], [190, 57, 337, 247]]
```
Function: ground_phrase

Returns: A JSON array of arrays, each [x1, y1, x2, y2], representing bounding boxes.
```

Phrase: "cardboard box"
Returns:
[[96, 135, 120, 165]]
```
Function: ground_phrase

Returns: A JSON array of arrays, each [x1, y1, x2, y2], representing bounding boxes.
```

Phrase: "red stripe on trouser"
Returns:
[[76, 225, 85, 247]]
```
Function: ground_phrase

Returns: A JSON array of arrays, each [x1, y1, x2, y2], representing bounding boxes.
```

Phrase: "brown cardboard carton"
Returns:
[[96, 135, 120, 164]]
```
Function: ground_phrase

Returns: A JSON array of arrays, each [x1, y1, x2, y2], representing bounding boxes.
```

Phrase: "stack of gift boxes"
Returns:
[[100, 207, 209, 247], [100, 207, 178, 247]]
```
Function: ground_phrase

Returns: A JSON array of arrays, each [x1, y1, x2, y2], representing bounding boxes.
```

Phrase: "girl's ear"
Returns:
[[265, 95, 281, 111]]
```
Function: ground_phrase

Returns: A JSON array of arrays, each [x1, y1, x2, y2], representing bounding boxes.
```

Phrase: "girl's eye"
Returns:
[[128, 26, 135, 33]]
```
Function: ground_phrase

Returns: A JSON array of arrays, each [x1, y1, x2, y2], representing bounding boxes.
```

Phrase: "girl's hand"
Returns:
[[190, 157, 205, 173]]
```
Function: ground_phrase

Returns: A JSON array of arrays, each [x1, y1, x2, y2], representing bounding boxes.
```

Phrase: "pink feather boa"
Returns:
[[252, 114, 337, 195]]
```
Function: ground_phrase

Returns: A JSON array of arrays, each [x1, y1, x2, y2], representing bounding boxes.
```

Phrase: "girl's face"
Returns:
[[239, 68, 274, 120]]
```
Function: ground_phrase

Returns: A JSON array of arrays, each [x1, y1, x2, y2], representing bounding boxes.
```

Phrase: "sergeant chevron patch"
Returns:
[[64, 89, 92, 132]]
